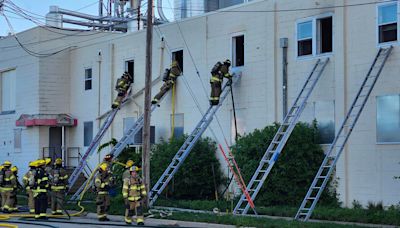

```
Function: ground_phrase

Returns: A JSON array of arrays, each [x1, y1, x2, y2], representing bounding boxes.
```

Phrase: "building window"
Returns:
[[297, 15, 333, 57], [172, 50, 183, 72], [378, 3, 397, 44], [84, 68, 92, 91], [14, 129, 21, 152], [297, 21, 313, 56], [125, 60, 134, 83], [171, 113, 184, 138], [0, 69, 16, 112], [377, 95, 400, 143], [123, 117, 155, 144], [232, 35, 244, 67], [83, 121, 93, 147]]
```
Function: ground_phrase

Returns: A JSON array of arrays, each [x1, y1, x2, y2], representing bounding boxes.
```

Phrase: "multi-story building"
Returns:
[[0, 0, 399, 207]]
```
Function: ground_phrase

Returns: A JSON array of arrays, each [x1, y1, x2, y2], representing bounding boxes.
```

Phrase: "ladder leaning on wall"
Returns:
[[295, 46, 393, 222]]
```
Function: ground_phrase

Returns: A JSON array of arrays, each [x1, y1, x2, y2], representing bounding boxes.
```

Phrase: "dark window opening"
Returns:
[[172, 50, 183, 72], [125, 60, 134, 83], [318, 17, 333, 53], [84, 68, 92, 91], [83, 121, 93, 147], [379, 23, 397, 43], [298, 39, 312, 56], [233, 35, 244, 67]]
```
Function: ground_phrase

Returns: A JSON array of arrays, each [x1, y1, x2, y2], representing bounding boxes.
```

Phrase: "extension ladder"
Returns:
[[234, 58, 329, 214], [149, 74, 240, 207], [295, 47, 393, 221]]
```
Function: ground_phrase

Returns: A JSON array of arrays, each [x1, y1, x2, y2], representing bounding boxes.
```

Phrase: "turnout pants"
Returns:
[[125, 200, 144, 224], [153, 80, 174, 104], [34, 192, 48, 218], [51, 190, 64, 214], [112, 89, 127, 109], [27, 189, 35, 213], [96, 193, 110, 219], [3, 190, 16, 212], [210, 81, 222, 105], [1, 190, 6, 210]]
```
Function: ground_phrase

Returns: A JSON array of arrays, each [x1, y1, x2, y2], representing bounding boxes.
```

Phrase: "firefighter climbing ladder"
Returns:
[[233, 58, 329, 215], [295, 47, 393, 222], [149, 75, 240, 206]]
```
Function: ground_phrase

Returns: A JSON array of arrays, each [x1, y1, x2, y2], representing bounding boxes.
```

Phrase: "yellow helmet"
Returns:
[[99, 163, 108, 172], [0, 166, 4, 170], [11, 166, 17, 173], [125, 160, 134, 168], [37, 159, 46, 167], [3, 161, 12, 167], [55, 158, 62, 166], [28, 161, 35, 167], [45, 158, 52, 165], [129, 166, 139, 172]]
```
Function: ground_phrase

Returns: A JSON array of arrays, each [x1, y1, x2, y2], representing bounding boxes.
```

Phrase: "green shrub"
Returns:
[[231, 122, 339, 207], [150, 136, 225, 200]]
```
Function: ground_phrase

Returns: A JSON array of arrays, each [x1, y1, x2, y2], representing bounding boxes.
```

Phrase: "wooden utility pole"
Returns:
[[142, 0, 153, 207]]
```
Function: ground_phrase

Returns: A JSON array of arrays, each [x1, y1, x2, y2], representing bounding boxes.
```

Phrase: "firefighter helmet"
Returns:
[[0, 166, 4, 170], [104, 154, 113, 161], [11, 166, 17, 173], [99, 163, 108, 172], [37, 160, 46, 167], [125, 160, 134, 168], [129, 166, 139, 172], [45, 158, 52, 166], [28, 161, 35, 167], [3, 161, 11, 167], [55, 158, 62, 166], [224, 59, 231, 66]]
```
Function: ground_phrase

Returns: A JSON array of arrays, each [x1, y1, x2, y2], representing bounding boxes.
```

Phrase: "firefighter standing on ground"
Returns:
[[33, 159, 49, 219], [3, 165, 18, 213], [23, 161, 36, 214], [112, 72, 133, 109], [209, 60, 232, 106], [122, 166, 146, 225], [0, 161, 12, 211], [152, 61, 182, 106], [49, 158, 68, 215], [95, 163, 114, 221]]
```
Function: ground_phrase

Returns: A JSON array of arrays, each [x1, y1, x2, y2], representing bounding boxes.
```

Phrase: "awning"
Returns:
[[16, 114, 78, 127]]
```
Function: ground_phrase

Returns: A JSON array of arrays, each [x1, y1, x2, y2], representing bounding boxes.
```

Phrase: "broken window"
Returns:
[[378, 3, 397, 43], [317, 17, 333, 54], [297, 21, 313, 56], [172, 50, 183, 72], [232, 35, 244, 67]]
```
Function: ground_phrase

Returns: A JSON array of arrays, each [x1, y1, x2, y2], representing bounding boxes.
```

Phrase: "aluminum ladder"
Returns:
[[69, 104, 159, 201], [295, 47, 393, 222], [234, 58, 329, 215], [149, 74, 240, 207]]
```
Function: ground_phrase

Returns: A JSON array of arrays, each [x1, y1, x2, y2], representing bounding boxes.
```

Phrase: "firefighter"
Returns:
[[122, 160, 134, 180], [152, 61, 182, 106], [209, 60, 232, 106], [23, 161, 36, 214], [112, 72, 133, 109], [33, 159, 49, 219], [122, 166, 146, 225], [0, 161, 12, 211], [50, 158, 68, 215], [95, 163, 114, 221], [3, 165, 17, 213]]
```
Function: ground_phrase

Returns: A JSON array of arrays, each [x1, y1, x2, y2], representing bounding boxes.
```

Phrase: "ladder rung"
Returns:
[[271, 141, 280, 144], [312, 187, 321, 190], [317, 176, 327, 179], [299, 212, 308, 216], [307, 197, 317, 200], [322, 165, 332, 168]]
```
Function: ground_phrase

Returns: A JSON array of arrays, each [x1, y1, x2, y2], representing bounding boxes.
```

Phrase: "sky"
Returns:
[[0, 0, 174, 36]]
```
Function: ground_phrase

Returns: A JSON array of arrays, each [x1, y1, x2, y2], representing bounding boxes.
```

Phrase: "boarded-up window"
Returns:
[[1, 70, 16, 112]]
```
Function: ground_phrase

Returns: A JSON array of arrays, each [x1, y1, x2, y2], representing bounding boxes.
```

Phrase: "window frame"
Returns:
[[124, 59, 135, 83], [231, 32, 245, 68], [376, 94, 400, 144], [376, 2, 399, 47], [0, 68, 17, 113], [83, 121, 93, 147], [295, 12, 334, 60], [171, 49, 184, 73], [84, 67, 92, 91]]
